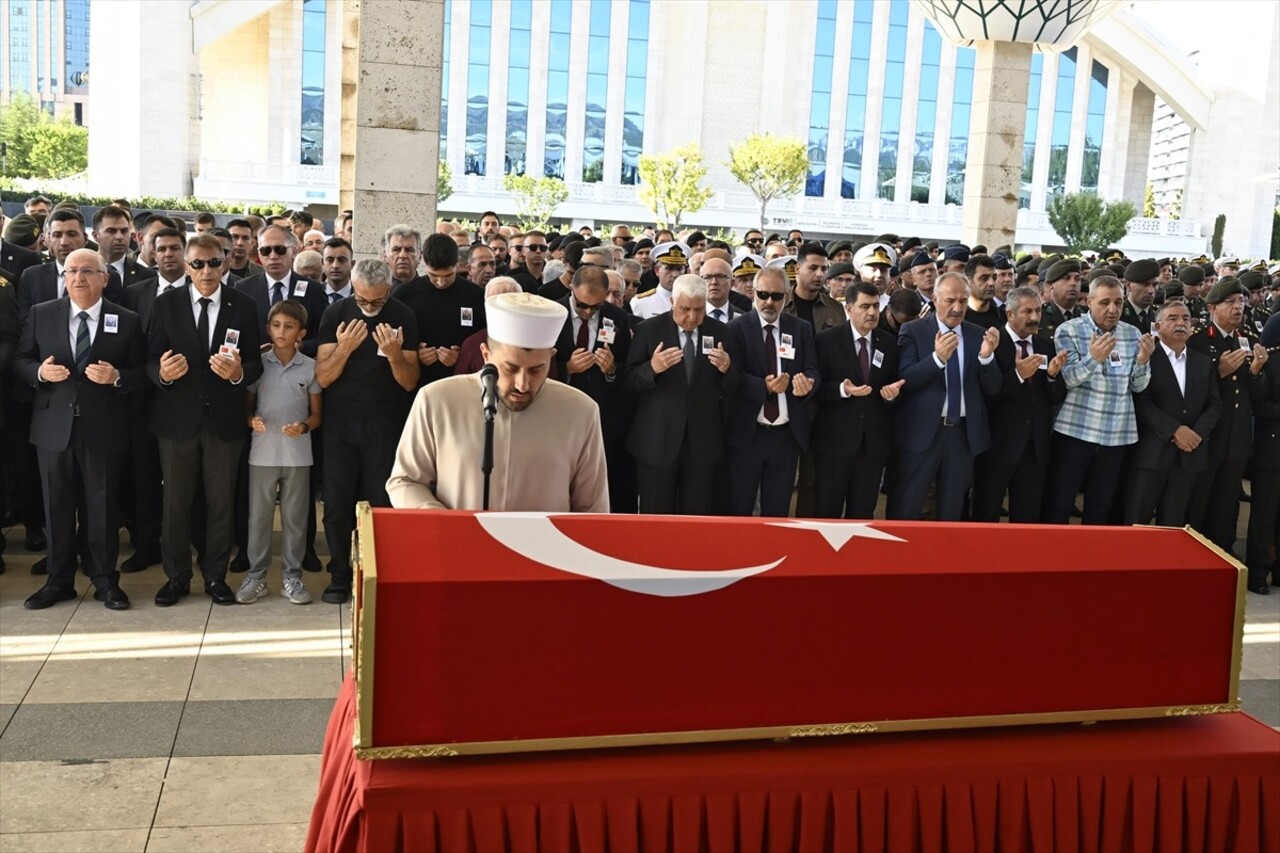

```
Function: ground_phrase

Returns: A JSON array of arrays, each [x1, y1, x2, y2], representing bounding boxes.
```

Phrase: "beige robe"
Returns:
[[387, 375, 610, 512]]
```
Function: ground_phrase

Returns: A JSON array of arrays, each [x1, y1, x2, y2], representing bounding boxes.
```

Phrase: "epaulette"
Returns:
[[635, 287, 657, 299]]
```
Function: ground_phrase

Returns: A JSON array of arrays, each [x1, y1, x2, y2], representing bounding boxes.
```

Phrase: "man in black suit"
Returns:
[[888, 272, 1002, 521], [1126, 300, 1221, 527], [0, 272, 20, 573], [147, 233, 264, 606], [626, 274, 738, 515], [14, 250, 144, 610], [702, 256, 751, 324], [1, 236, 42, 285], [235, 224, 326, 356], [125, 228, 190, 330], [17, 209, 124, 323], [1246, 313, 1280, 594], [725, 266, 819, 516], [555, 266, 633, 511], [812, 282, 904, 519], [971, 286, 1068, 523], [94, 206, 149, 288]]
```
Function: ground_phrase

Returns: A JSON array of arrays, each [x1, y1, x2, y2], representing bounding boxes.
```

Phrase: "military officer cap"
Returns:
[[1205, 277, 1247, 304], [991, 253, 1015, 270], [1163, 281, 1185, 299], [1238, 270, 1266, 292], [652, 241, 691, 266], [901, 236, 923, 252], [1103, 249, 1125, 263], [1269, 262, 1280, 277], [1178, 265, 1205, 286], [2, 214, 41, 247], [1215, 255, 1239, 267], [765, 255, 798, 283], [1247, 259, 1268, 273], [732, 253, 765, 278], [826, 261, 857, 280], [924, 241, 939, 252], [854, 242, 897, 268], [1157, 257, 1172, 268], [1045, 259, 1083, 283], [941, 244, 971, 264], [1189, 254, 1210, 265], [903, 251, 936, 272], [1124, 259, 1161, 282]]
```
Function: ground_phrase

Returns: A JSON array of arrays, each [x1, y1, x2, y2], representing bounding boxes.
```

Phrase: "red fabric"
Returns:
[[365, 512, 1238, 748], [307, 674, 1280, 853]]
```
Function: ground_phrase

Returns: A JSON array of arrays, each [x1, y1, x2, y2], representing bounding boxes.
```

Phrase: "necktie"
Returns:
[[683, 331, 696, 381], [1017, 339, 1030, 359], [329, 291, 342, 304], [197, 297, 212, 353], [58, 272, 65, 299], [271, 280, 285, 306], [712, 308, 725, 323], [74, 311, 91, 373], [945, 344, 962, 424], [576, 317, 590, 351], [857, 337, 870, 384], [764, 325, 779, 422]]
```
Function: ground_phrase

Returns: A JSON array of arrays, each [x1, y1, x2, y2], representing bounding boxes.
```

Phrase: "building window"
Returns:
[[36, 0, 46, 93], [841, 0, 873, 199], [8, 0, 33, 93], [299, 0, 326, 165], [1047, 47, 1077, 201], [506, 0, 532, 175], [1080, 60, 1108, 195], [620, 0, 649, 185], [464, 0, 491, 175], [945, 46, 974, 205], [911, 21, 942, 203], [544, 0, 572, 178], [877, 0, 908, 200], [805, 0, 837, 197], [441, 0, 450, 156], [581, 0, 610, 183], [1019, 52, 1043, 209]]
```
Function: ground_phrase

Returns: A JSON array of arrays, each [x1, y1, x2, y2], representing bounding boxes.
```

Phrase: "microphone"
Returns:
[[479, 363, 499, 422]]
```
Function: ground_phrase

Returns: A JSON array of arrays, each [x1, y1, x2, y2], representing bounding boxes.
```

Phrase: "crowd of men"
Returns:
[[1, 197, 1278, 610]]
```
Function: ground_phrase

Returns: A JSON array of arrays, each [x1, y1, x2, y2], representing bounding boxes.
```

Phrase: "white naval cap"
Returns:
[[854, 242, 897, 268], [485, 292, 568, 349]]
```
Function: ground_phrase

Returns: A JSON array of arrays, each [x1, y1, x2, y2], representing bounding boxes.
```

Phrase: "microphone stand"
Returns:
[[482, 405, 495, 511]]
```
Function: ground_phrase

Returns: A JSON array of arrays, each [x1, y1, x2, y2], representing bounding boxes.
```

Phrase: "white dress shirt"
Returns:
[[1161, 342, 1187, 396], [189, 284, 224, 350], [839, 324, 876, 398], [932, 318, 994, 418], [67, 298, 103, 354]]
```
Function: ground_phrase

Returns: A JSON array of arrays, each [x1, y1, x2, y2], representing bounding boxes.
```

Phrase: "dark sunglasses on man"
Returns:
[[188, 257, 225, 270], [755, 291, 785, 302], [258, 245, 290, 256]]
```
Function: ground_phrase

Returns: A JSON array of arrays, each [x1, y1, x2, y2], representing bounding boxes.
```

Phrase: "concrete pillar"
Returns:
[[1121, 82, 1155, 209], [959, 40, 1032, 250], [339, 0, 360, 214], [352, 0, 444, 260]]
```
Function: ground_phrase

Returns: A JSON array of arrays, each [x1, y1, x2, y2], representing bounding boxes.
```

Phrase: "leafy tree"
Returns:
[[1211, 214, 1226, 258], [1168, 188, 1182, 221], [637, 143, 713, 230], [725, 133, 807, 232], [1271, 208, 1280, 262], [0, 94, 88, 179], [437, 161, 454, 206], [1143, 183, 1155, 218], [1046, 192, 1137, 255], [502, 174, 568, 231]]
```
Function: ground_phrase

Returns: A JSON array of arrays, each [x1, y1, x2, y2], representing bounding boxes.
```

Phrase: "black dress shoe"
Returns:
[[119, 548, 161, 574], [30, 556, 48, 575], [228, 552, 250, 574], [321, 581, 351, 604], [1248, 580, 1272, 595], [154, 579, 191, 607], [24, 529, 47, 551], [24, 584, 77, 610], [302, 550, 323, 573], [95, 585, 131, 610], [205, 579, 236, 606]]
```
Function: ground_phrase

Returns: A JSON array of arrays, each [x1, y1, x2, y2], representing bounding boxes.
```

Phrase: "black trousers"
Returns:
[[1188, 457, 1248, 553], [120, 417, 162, 554], [728, 424, 800, 517], [1043, 433, 1127, 525], [635, 438, 716, 516], [6, 399, 44, 530], [814, 449, 885, 519], [158, 420, 243, 584], [305, 426, 324, 553], [1125, 465, 1199, 527], [793, 452, 816, 518], [971, 448, 1048, 523], [604, 436, 637, 514], [1246, 464, 1279, 585], [323, 415, 400, 580], [36, 422, 122, 591], [887, 423, 973, 521]]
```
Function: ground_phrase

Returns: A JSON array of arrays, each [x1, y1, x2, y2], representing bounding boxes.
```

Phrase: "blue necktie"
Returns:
[[272, 280, 285, 306], [945, 345, 962, 425]]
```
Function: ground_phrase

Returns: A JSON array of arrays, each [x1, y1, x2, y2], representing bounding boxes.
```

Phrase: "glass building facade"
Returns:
[[1081, 60, 1109, 194], [543, 0, 571, 178], [1020, 52, 1044, 209], [582, 0, 610, 182], [63, 0, 89, 96], [8, 0, 33, 94], [840, 0, 873, 199], [464, 0, 491, 175], [1047, 47, 1078, 201], [805, 0, 837, 197], [299, 0, 326, 165], [877, 0, 908, 200], [945, 47, 974, 205], [4, 0, 89, 119], [912, 21, 942, 203], [505, 0, 532, 175], [620, 0, 649, 185]]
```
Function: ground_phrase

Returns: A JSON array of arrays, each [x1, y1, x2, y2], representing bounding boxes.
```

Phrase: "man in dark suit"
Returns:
[[626, 274, 738, 515], [13, 249, 144, 610], [234, 224, 326, 356], [17, 209, 124, 323], [554, 267, 633, 512], [125, 227, 190, 331], [1, 236, 42, 285], [812, 282, 903, 519], [147, 233, 263, 607], [888, 272, 1002, 521], [0, 272, 20, 573], [971, 286, 1068, 523], [1246, 313, 1280, 594], [702, 256, 751, 324], [1126, 300, 1221, 527], [93, 206, 149, 288], [725, 266, 819, 516]]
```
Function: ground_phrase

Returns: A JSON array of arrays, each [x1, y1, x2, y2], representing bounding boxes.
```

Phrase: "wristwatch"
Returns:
[[299, 423, 311, 434], [112, 373, 122, 388]]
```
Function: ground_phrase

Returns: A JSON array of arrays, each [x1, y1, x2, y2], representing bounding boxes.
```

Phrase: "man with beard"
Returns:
[[315, 259, 420, 603], [511, 230, 549, 294], [963, 254, 1003, 330], [486, 234, 511, 273], [1038, 259, 1084, 343], [1120, 258, 1159, 333], [225, 219, 264, 280], [784, 243, 843, 334], [388, 292, 608, 512], [1043, 275, 1155, 525]]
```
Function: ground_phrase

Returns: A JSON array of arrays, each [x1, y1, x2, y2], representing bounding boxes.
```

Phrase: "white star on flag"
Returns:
[[766, 520, 906, 551]]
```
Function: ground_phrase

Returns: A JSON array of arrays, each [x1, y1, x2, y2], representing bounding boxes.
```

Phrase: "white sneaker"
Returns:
[[235, 577, 268, 604], [281, 577, 313, 605]]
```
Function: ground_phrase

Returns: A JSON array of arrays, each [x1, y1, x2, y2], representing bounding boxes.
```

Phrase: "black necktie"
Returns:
[[1017, 339, 1030, 359], [764, 325, 779, 422], [271, 280, 285, 306], [197, 297, 212, 353], [712, 308, 725, 323], [945, 342, 962, 425], [74, 311, 91, 373], [683, 332, 696, 381], [329, 291, 342, 304], [857, 337, 870, 384]]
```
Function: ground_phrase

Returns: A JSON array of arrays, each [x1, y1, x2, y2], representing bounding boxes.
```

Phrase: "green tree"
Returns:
[[0, 94, 88, 179], [637, 143, 714, 230], [725, 133, 807, 232], [1143, 183, 1155, 218], [502, 174, 568, 231], [1046, 192, 1137, 255], [1271, 208, 1280, 262], [1168, 188, 1182, 221], [1211, 214, 1226, 258], [437, 161, 454, 206]]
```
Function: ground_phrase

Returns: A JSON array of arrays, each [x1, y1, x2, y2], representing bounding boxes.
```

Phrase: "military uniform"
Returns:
[[630, 241, 689, 320], [1120, 300, 1155, 333], [1038, 301, 1081, 344]]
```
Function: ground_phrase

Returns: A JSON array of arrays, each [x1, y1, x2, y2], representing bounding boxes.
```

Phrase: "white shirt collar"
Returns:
[[70, 299, 104, 321], [1160, 341, 1185, 361], [189, 283, 222, 308], [1004, 322, 1031, 346]]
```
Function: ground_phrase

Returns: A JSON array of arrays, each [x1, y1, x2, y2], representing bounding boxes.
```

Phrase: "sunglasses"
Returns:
[[524, 244, 548, 253], [755, 291, 786, 302], [574, 299, 604, 312], [258, 245, 290, 256], [188, 257, 225, 270], [745, 239, 763, 246]]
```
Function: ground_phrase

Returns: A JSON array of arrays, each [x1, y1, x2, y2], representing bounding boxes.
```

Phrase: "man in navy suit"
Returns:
[[234, 224, 326, 356], [725, 265, 819, 516], [888, 272, 1001, 521], [13, 250, 145, 610]]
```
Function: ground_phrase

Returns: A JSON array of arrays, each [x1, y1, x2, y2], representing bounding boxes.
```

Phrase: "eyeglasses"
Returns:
[[524, 244, 547, 253], [755, 291, 786, 302], [63, 267, 106, 278], [574, 298, 605, 312], [354, 297, 388, 310], [704, 274, 732, 284], [187, 257, 225, 270], [258, 245, 290, 256]]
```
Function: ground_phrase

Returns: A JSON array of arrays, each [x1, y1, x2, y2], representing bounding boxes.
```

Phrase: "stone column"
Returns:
[[959, 40, 1032, 250], [339, 0, 360, 214], [352, 0, 445, 260]]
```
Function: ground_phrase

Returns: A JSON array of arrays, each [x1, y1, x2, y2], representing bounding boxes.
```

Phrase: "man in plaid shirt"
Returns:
[[1044, 274, 1155, 524]]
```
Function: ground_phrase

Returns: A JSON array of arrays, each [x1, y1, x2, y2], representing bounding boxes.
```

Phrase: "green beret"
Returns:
[[1124, 258, 1161, 282], [1205, 277, 1247, 304], [1200, 262, 1216, 276], [1086, 267, 1113, 284], [1238, 270, 1266, 292], [1045, 259, 1082, 283], [1163, 282, 1185, 299], [1108, 263, 1127, 277], [2, 214, 41, 247], [1178, 265, 1205, 286]]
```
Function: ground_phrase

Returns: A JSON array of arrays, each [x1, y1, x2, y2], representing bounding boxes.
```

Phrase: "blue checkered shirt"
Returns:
[[1052, 315, 1151, 446]]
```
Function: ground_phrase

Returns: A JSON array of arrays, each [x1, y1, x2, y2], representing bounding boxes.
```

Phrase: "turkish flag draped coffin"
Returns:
[[353, 509, 1242, 755]]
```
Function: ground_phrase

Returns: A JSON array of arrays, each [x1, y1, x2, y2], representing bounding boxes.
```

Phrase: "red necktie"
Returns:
[[576, 317, 589, 351], [1018, 339, 1030, 359], [857, 337, 870, 383], [764, 325, 779, 422]]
